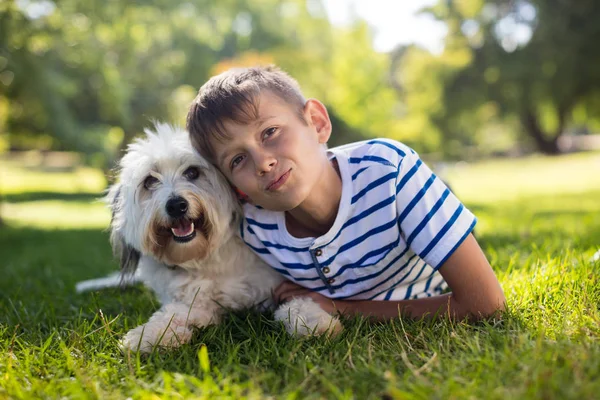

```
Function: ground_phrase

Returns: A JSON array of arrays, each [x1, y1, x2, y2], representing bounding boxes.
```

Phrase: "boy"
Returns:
[[186, 66, 505, 321]]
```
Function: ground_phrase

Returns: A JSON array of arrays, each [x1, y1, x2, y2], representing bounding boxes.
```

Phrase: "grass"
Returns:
[[1, 151, 600, 399]]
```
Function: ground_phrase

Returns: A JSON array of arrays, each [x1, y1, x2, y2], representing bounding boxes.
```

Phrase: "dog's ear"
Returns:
[[107, 183, 141, 275], [232, 186, 250, 203], [116, 237, 141, 275], [105, 183, 122, 224]]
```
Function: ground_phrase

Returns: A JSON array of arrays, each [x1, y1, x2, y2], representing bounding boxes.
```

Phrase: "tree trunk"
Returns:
[[0, 171, 4, 226], [388, 45, 408, 97], [520, 110, 562, 155]]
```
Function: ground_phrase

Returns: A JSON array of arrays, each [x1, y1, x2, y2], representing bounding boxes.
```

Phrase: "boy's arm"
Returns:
[[274, 234, 506, 321]]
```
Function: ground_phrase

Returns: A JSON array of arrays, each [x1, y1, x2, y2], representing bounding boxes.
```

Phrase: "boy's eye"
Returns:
[[144, 175, 159, 190], [230, 155, 245, 169], [183, 166, 200, 180], [262, 127, 277, 140]]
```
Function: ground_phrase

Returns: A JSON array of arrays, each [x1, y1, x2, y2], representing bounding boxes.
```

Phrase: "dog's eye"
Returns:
[[183, 166, 200, 180], [144, 175, 159, 189]]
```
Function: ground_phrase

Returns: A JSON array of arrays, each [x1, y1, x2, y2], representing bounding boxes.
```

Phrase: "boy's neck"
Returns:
[[285, 158, 342, 239]]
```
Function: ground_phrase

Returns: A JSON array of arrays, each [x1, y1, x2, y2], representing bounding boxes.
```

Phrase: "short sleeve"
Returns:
[[395, 150, 476, 269], [239, 215, 271, 256]]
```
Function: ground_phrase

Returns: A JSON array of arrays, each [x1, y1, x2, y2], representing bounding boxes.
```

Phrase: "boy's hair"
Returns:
[[186, 65, 307, 164]]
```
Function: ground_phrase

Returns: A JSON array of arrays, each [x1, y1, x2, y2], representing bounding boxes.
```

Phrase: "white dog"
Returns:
[[106, 123, 342, 353]]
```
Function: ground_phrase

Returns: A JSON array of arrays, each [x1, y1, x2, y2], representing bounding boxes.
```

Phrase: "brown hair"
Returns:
[[186, 65, 307, 164]]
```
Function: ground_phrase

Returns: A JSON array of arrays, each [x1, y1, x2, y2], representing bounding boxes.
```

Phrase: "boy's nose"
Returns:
[[256, 155, 277, 175]]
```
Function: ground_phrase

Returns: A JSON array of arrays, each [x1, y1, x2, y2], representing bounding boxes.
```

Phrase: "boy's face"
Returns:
[[210, 91, 332, 211]]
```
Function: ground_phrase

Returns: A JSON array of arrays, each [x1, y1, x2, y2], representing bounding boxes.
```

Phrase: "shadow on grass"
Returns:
[[1, 189, 598, 381], [2, 186, 598, 322], [467, 190, 600, 262], [476, 221, 600, 253], [0, 224, 156, 340], [3, 191, 103, 203]]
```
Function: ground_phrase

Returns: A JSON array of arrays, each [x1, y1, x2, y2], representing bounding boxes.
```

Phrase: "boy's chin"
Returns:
[[257, 196, 304, 212], [259, 202, 299, 212]]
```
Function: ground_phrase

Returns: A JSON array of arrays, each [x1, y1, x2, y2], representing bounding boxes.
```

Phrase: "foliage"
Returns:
[[1, 0, 400, 168], [395, 0, 600, 156], [3, 0, 600, 162]]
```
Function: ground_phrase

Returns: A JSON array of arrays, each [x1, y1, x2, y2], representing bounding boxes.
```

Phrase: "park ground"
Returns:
[[1, 151, 599, 399]]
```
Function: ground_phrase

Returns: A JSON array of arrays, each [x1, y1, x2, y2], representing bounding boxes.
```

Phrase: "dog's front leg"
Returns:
[[121, 302, 221, 353], [274, 297, 343, 337]]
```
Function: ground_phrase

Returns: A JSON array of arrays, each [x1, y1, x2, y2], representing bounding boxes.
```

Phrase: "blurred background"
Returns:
[[2, 3, 600, 395], [1, 0, 600, 229]]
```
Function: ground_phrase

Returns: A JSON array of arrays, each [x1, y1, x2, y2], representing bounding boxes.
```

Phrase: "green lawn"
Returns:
[[1, 151, 600, 399]]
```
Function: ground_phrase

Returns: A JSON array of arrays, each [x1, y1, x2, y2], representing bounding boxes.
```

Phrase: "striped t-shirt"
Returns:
[[240, 139, 477, 301]]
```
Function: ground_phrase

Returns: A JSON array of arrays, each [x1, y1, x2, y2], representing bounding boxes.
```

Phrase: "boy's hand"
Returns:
[[273, 281, 340, 314], [272, 235, 506, 321]]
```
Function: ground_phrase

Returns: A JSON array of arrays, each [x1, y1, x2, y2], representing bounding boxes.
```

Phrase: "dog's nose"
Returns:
[[166, 196, 188, 218]]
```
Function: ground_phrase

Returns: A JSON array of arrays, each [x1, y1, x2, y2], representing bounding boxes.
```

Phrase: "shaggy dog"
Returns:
[[106, 123, 341, 353]]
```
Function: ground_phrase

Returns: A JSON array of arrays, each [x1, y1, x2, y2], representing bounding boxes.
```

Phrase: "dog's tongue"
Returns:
[[171, 220, 195, 237]]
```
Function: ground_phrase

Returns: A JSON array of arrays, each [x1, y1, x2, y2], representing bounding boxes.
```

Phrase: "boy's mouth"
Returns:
[[266, 169, 291, 191]]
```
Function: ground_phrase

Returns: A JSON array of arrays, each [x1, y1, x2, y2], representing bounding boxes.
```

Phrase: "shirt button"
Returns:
[[322, 267, 330, 274], [315, 249, 323, 257], [327, 278, 335, 284]]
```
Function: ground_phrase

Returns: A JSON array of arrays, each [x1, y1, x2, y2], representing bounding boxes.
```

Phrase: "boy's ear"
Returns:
[[304, 99, 332, 144], [232, 186, 250, 204]]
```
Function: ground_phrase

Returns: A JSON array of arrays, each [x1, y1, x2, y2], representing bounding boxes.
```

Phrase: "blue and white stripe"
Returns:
[[241, 139, 476, 300]]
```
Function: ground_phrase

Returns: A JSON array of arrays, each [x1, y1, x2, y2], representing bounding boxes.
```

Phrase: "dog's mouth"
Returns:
[[171, 218, 196, 243], [165, 215, 206, 244]]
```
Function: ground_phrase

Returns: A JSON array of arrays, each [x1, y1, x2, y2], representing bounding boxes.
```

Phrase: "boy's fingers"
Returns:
[[273, 281, 311, 304], [273, 281, 300, 297], [274, 289, 306, 304]]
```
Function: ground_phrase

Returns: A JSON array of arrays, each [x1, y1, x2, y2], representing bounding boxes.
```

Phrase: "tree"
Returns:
[[0, 0, 341, 167], [397, 0, 600, 155]]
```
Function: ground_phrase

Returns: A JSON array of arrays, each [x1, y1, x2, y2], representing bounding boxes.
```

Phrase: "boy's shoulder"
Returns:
[[330, 138, 416, 167], [242, 202, 279, 229]]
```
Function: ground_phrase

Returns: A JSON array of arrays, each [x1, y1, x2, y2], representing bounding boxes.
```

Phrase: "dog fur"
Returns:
[[108, 123, 342, 353]]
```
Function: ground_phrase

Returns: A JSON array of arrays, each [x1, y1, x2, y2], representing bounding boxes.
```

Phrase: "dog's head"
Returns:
[[107, 123, 239, 271]]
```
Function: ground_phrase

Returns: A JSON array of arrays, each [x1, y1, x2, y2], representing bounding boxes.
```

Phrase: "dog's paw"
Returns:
[[120, 322, 194, 354], [121, 325, 155, 354], [274, 297, 343, 337]]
